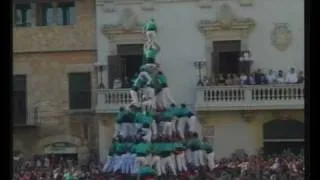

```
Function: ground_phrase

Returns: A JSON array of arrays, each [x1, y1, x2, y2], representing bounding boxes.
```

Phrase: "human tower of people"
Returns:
[[103, 18, 215, 179]]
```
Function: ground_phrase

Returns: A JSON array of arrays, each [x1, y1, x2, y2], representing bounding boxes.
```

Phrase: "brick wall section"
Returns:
[[13, 51, 96, 154], [14, 51, 96, 117], [13, 0, 96, 52]]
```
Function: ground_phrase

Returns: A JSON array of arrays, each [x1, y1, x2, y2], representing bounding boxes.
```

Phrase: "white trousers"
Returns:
[[192, 150, 205, 167], [142, 87, 156, 111], [186, 149, 193, 164], [135, 156, 148, 169], [146, 31, 156, 43], [142, 128, 152, 142], [151, 120, 158, 138], [187, 116, 199, 134], [113, 123, 120, 138], [120, 123, 134, 138], [172, 117, 178, 134], [162, 121, 173, 137], [206, 152, 215, 170], [176, 152, 188, 172], [161, 87, 176, 108], [160, 156, 176, 175], [177, 117, 188, 139], [151, 155, 161, 176], [156, 91, 164, 109], [130, 89, 139, 106]]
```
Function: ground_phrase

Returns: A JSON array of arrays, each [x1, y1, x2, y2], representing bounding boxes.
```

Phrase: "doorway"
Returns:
[[218, 52, 239, 74], [263, 141, 304, 155], [212, 40, 241, 76], [263, 119, 304, 156]]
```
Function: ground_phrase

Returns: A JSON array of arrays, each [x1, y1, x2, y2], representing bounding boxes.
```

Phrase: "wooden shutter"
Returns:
[[13, 75, 27, 124], [108, 56, 125, 88], [68, 72, 91, 109], [211, 52, 219, 77]]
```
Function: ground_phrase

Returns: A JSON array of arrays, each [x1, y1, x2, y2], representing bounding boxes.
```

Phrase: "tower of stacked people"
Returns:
[[103, 18, 215, 179]]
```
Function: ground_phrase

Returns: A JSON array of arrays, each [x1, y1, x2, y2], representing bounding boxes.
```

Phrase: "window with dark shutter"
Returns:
[[107, 56, 124, 88], [68, 72, 91, 110], [13, 75, 27, 125]]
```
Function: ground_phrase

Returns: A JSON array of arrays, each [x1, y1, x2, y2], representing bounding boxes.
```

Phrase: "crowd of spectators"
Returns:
[[13, 150, 304, 180], [199, 68, 304, 87]]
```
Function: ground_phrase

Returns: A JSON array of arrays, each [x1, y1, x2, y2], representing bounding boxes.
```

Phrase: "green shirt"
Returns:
[[201, 143, 213, 153], [64, 173, 73, 180], [134, 142, 151, 155], [141, 114, 153, 126], [151, 142, 161, 155], [138, 166, 156, 176], [116, 111, 126, 123], [159, 142, 174, 157], [161, 110, 173, 121], [156, 73, 167, 85], [144, 21, 157, 31], [178, 107, 189, 118], [132, 76, 147, 89], [135, 112, 144, 124], [187, 138, 202, 151], [144, 48, 158, 59], [115, 143, 127, 154], [175, 142, 186, 151], [169, 106, 180, 117]]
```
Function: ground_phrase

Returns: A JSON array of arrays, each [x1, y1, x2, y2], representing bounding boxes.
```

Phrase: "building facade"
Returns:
[[95, 0, 304, 160], [13, 0, 97, 160]]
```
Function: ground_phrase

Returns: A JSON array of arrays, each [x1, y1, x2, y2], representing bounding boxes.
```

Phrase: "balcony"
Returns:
[[95, 84, 304, 113], [195, 84, 304, 111], [95, 89, 142, 113]]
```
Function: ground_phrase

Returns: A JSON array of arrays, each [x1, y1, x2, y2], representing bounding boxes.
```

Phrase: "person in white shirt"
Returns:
[[285, 67, 298, 84], [240, 73, 247, 85], [113, 78, 122, 89], [266, 69, 276, 84], [276, 70, 285, 84]]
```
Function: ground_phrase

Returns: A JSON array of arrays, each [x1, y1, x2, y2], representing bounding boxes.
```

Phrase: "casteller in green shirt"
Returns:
[[201, 142, 213, 153], [159, 142, 174, 157], [161, 110, 174, 122], [187, 137, 202, 151], [135, 111, 144, 124], [177, 104, 189, 118], [134, 142, 151, 156]]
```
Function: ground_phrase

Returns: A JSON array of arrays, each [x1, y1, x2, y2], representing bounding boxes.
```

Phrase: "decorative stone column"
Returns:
[[30, 3, 37, 26], [52, 1, 58, 25]]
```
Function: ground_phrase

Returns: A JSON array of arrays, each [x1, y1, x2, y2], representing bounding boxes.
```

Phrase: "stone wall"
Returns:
[[13, 0, 96, 52]]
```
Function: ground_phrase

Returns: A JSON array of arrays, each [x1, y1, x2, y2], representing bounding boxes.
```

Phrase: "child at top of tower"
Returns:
[[143, 18, 158, 46]]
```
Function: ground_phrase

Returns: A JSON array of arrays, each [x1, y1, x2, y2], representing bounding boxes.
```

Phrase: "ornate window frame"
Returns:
[[198, 4, 255, 78]]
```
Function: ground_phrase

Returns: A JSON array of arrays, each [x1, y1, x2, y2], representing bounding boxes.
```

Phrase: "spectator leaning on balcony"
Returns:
[[254, 69, 267, 85], [232, 74, 241, 85], [122, 76, 130, 88], [285, 67, 298, 84], [266, 69, 276, 84], [225, 74, 233, 85], [217, 74, 226, 85], [113, 78, 122, 89], [276, 70, 285, 84], [244, 73, 255, 85], [297, 71, 304, 83], [240, 73, 247, 85]]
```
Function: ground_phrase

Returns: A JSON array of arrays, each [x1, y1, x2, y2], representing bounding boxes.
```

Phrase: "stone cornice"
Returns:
[[101, 24, 145, 42], [96, 0, 199, 6], [198, 18, 255, 38]]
